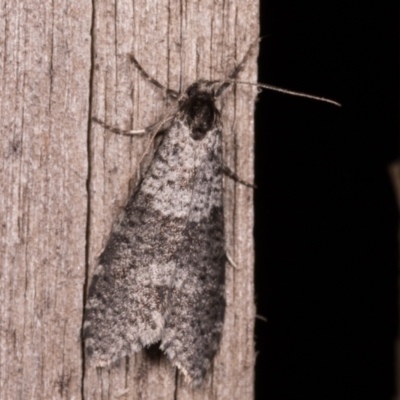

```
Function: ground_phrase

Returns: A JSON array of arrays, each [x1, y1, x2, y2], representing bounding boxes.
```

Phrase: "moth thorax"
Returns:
[[183, 93, 219, 140]]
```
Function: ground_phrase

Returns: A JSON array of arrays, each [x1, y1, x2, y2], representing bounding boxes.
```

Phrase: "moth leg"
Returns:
[[92, 116, 173, 137], [130, 54, 180, 100], [226, 251, 241, 270], [223, 164, 256, 188]]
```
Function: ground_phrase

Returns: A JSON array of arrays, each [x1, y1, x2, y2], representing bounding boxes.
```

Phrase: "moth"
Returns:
[[83, 40, 339, 387]]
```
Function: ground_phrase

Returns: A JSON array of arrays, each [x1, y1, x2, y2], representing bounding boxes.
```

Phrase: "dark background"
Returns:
[[255, 1, 399, 399]]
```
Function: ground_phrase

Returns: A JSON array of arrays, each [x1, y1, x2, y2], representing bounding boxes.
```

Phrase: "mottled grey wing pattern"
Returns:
[[84, 103, 225, 386], [160, 123, 225, 386]]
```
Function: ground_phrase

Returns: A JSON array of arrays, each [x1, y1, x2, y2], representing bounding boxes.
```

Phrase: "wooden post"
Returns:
[[0, 0, 258, 398], [0, 0, 91, 398]]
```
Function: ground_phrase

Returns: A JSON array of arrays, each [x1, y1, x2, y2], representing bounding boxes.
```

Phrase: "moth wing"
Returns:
[[84, 121, 198, 366], [160, 126, 226, 387]]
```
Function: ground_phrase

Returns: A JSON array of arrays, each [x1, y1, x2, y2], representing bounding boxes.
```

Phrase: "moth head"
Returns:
[[180, 80, 221, 141]]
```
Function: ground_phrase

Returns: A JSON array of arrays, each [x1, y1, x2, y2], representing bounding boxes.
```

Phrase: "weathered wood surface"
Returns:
[[0, 0, 91, 398], [0, 0, 258, 398]]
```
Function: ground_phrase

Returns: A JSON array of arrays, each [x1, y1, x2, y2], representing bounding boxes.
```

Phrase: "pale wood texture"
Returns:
[[0, 0, 258, 398], [0, 0, 91, 399]]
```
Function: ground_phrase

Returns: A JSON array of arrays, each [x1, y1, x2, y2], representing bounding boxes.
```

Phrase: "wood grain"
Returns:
[[0, 0, 91, 398], [0, 0, 258, 398]]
